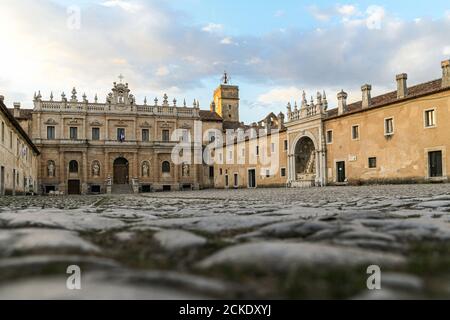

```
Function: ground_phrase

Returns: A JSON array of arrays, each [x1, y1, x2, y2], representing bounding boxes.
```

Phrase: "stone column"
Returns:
[[288, 154, 295, 183], [59, 150, 65, 193], [82, 151, 88, 194], [315, 151, 320, 186], [133, 152, 138, 179]]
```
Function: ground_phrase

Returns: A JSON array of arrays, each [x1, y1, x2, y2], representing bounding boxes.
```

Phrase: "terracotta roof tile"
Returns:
[[326, 79, 445, 119], [199, 110, 223, 122]]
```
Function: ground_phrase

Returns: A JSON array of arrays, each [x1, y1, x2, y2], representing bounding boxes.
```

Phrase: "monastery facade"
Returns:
[[1, 59, 450, 194]]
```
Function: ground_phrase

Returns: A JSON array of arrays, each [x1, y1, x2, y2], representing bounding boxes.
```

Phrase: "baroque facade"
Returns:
[[3, 59, 450, 195], [30, 79, 229, 194]]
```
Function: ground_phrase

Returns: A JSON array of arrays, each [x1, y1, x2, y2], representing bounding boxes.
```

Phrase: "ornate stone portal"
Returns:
[[294, 137, 317, 186], [285, 90, 328, 187]]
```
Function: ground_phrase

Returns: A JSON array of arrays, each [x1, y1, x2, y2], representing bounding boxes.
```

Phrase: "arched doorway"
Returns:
[[294, 137, 316, 182], [113, 157, 129, 184]]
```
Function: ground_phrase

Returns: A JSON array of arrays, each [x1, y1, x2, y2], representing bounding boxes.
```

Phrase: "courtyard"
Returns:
[[1, 184, 450, 299]]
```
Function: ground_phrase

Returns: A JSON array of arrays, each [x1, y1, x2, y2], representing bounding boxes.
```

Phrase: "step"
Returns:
[[111, 184, 134, 194]]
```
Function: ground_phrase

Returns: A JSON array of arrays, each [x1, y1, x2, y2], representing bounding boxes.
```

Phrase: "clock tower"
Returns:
[[213, 72, 240, 122]]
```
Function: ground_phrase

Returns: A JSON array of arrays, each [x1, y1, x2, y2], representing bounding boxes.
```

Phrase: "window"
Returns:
[[228, 151, 233, 161], [234, 173, 238, 187], [225, 175, 229, 187], [10, 131, 12, 148], [241, 148, 245, 157], [256, 146, 259, 156], [142, 129, 150, 142], [326, 130, 333, 144], [92, 128, 100, 141], [1, 122, 4, 143], [219, 168, 223, 175], [46, 126, 55, 140], [385, 118, 394, 135], [368, 157, 377, 169], [162, 129, 170, 142], [351, 125, 359, 140], [162, 161, 170, 173], [69, 127, 78, 140], [281, 168, 286, 177], [117, 128, 125, 142], [266, 170, 270, 178], [425, 109, 435, 127], [209, 166, 214, 178], [271, 143, 275, 153], [69, 160, 78, 173]]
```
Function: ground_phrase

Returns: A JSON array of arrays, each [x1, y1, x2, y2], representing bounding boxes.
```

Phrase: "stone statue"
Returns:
[[92, 161, 100, 177], [142, 162, 149, 177], [48, 161, 55, 177], [182, 163, 190, 177]]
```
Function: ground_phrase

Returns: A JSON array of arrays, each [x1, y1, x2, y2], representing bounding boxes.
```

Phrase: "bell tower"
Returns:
[[213, 72, 240, 122]]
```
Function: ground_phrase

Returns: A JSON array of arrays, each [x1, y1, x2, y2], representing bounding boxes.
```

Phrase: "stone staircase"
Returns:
[[111, 184, 134, 194]]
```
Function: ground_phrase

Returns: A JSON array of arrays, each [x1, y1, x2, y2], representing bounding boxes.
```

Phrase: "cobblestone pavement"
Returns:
[[1, 184, 450, 299]]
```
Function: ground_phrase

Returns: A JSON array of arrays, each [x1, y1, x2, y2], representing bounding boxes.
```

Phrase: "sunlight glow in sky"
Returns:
[[1, 0, 449, 122]]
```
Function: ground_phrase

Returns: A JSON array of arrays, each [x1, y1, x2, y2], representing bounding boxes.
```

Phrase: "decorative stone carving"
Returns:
[[182, 162, 190, 177], [44, 118, 58, 125], [92, 161, 100, 177], [142, 161, 150, 177], [140, 121, 152, 128], [48, 161, 56, 177], [90, 120, 103, 127]]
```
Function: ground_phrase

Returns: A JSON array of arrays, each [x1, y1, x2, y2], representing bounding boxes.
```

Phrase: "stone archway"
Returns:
[[293, 136, 316, 186], [113, 157, 129, 184], [295, 137, 316, 176]]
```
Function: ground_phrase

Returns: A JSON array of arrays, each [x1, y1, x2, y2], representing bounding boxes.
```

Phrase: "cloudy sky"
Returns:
[[0, 0, 449, 122]]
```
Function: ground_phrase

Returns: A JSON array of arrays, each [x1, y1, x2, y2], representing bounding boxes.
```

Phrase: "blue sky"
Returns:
[[1, 0, 450, 122]]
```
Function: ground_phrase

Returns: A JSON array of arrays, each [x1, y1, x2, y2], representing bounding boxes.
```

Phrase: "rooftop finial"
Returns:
[[222, 71, 230, 84], [118, 74, 124, 83]]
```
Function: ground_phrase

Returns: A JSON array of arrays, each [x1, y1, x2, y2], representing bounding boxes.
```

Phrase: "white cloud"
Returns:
[[258, 87, 303, 104], [101, 0, 141, 13], [337, 5, 357, 16], [309, 6, 331, 22], [220, 37, 233, 45], [202, 23, 223, 33], [443, 46, 450, 56], [155, 66, 170, 77], [0, 0, 449, 119], [366, 5, 385, 30]]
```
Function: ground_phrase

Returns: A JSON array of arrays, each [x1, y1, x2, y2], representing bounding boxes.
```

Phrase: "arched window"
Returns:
[[69, 160, 79, 173], [162, 161, 171, 173]]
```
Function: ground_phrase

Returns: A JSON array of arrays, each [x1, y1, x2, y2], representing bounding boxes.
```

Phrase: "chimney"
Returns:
[[396, 73, 408, 99], [442, 59, 450, 88], [361, 84, 372, 108], [210, 101, 216, 112], [337, 90, 347, 115], [13, 102, 21, 118]]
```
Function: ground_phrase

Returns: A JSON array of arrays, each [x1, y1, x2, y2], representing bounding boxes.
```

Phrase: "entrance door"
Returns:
[[114, 157, 129, 184], [429, 151, 443, 177], [68, 180, 81, 195], [248, 169, 256, 188], [336, 161, 346, 183]]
